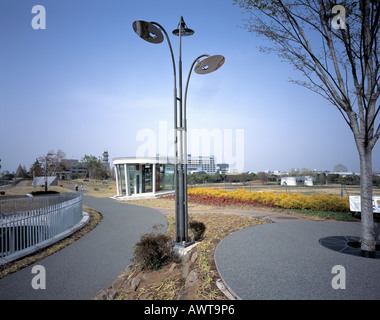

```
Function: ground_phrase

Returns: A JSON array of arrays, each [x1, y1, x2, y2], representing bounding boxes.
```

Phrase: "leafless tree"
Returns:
[[234, 0, 379, 253], [37, 149, 67, 176]]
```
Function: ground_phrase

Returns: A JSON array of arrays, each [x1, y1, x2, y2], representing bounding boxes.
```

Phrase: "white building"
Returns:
[[281, 176, 315, 186], [186, 155, 217, 174]]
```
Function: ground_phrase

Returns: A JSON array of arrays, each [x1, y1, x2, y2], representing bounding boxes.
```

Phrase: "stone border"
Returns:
[[0, 212, 90, 265]]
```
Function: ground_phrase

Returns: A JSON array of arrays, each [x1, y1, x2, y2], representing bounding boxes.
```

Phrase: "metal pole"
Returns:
[[45, 157, 48, 192], [183, 54, 209, 244], [151, 21, 181, 244], [177, 17, 186, 244]]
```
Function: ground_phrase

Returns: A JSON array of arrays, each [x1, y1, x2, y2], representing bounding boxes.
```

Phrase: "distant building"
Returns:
[[102, 151, 110, 172], [60, 159, 87, 179], [217, 163, 229, 174], [186, 155, 217, 174], [281, 176, 315, 186]]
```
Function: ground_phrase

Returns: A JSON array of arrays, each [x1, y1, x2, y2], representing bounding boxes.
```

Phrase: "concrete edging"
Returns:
[[0, 212, 90, 266]]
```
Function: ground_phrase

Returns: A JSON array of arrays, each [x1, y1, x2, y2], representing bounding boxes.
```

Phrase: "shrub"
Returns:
[[133, 233, 177, 271], [189, 220, 206, 241]]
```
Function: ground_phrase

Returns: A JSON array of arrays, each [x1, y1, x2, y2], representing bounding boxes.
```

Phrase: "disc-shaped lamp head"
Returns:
[[194, 55, 225, 74], [172, 16, 194, 37], [132, 20, 164, 44]]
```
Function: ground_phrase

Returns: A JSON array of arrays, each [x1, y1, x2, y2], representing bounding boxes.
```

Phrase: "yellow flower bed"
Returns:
[[187, 187, 350, 212]]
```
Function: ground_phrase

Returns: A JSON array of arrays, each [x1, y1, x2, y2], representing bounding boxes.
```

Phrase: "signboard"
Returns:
[[349, 196, 380, 213]]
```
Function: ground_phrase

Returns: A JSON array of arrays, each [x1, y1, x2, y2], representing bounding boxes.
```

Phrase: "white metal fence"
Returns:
[[0, 194, 83, 258]]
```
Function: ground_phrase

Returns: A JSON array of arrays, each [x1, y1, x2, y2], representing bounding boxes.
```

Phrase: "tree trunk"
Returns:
[[358, 146, 376, 255]]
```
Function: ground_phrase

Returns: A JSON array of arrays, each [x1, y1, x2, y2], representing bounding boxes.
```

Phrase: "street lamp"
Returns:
[[133, 17, 225, 247], [44, 152, 53, 192]]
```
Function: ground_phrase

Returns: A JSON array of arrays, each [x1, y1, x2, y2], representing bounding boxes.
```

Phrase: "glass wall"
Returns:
[[119, 165, 126, 194], [128, 165, 136, 195], [115, 162, 174, 196], [142, 164, 152, 193], [160, 164, 174, 191]]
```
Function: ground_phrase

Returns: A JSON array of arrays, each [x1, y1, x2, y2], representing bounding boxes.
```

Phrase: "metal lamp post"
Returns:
[[132, 17, 225, 247]]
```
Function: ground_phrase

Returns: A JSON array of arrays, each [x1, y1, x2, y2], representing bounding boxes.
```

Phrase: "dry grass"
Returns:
[[75, 179, 117, 198], [0, 179, 117, 198], [121, 198, 217, 211]]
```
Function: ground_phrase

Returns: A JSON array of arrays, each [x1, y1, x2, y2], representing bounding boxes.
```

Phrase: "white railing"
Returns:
[[0, 194, 82, 259]]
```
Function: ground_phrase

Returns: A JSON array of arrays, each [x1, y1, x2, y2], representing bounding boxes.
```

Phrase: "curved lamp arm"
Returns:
[[184, 54, 210, 130], [184, 54, 225, 131], [150, 21, 177, 95]]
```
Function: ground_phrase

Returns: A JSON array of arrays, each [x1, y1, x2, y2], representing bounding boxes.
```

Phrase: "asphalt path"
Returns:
[[215, 221, 380, 300], [0, 195, 167, 300]]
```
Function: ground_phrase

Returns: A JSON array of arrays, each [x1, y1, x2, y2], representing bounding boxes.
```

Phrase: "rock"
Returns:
[[190, 251, 198, 263], [111, 276, 125, 290], [263, 217, 275, 224], [125, 264, 134, 274], [124, 278, 132, 289], [93, 290, 108, 300], [131, 277, 142, 291], [94, 289, 117, 300], [169, 263, 177, 273], [177, 289, 191, 300], [139, 293, 151, 300], [182, 262, 191, 279], [107, 290, 117, 300], [142, 273, 150, 281], [185, 269, 199, 289]]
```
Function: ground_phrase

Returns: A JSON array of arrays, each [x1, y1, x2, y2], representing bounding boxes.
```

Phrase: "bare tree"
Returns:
[[37, 150, 66, 175], [234, 0, 379, 254]]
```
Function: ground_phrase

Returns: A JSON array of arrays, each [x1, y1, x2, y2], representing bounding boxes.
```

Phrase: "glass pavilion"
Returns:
[[113, 157, 175, 198]]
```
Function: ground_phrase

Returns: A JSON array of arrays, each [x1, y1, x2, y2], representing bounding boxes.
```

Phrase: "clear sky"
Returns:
[[1, 0, 379, 174]]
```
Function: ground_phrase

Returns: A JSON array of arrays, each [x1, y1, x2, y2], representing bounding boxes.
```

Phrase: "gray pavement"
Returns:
[[215, 220, 380, 300], [0, 195, 167, 300]]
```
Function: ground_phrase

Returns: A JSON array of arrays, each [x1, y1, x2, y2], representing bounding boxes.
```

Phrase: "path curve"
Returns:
[[215, 221, 380, 300], [0, 196, 167, 300]]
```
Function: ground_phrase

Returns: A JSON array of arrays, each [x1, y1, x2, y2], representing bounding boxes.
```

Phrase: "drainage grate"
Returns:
[[319, 236, 380, 259]]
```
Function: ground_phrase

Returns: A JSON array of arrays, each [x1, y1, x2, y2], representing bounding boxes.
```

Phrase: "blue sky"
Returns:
[[1, 0, 379, 174]]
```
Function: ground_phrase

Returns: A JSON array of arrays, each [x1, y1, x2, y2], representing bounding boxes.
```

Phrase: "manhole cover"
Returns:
[[319, 236, 380, 259]]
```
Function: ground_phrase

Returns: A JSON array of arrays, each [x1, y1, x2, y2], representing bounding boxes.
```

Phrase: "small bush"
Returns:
[[189, 220, 206, 241], [133, 233, 176, 271]]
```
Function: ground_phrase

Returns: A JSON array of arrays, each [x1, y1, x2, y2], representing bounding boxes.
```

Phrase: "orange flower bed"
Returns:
[[162, 187, 350, 212]]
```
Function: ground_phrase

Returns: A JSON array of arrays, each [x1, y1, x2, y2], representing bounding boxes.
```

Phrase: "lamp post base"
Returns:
[[173, 241, 198, 258]]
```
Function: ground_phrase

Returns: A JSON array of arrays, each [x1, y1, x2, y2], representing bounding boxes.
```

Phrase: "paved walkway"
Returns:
[[1, 193, 379, 300], [0, 195, 167, 300], [215, 220, 380, 300]]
